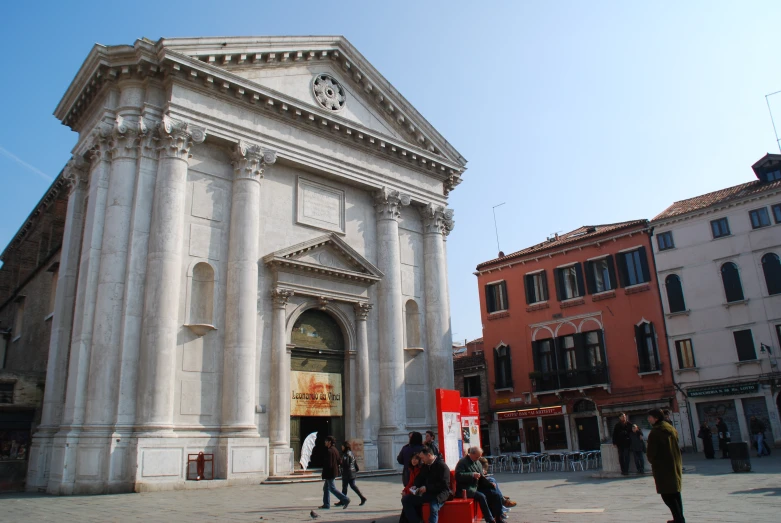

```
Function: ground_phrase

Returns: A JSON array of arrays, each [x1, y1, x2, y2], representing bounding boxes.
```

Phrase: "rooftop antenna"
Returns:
[[765, 90, 781, 153], [492, 202, 506, 255]]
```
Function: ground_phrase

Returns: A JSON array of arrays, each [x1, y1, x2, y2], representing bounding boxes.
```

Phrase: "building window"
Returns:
[[584, 331, 603, 367], [773, 203, 781, 224], [711, 217, 731, 238], [536, 338, 554, 373], [561, 335, 577, 370], [494, 344, 513, 389], [749, 208, 771, 229], [657, 231, 675, 251], [0, 383, 13, 404], [48, 267, 59, 316], [635, 322, 659, 373], [463, 376, 481, 398], [485, 281, 508, 313], [665, 274, 686, 313], [777, 324, 781, 348], [617, 247, 650, 287], [721, 262, 744, 302], [586, 256, 616, 294], [524, 271, 549, 304], [13, 299, 25, 339], [675, 339, 696, 369], [766, 170, 781, 182], [733, 329, 757, 361], [555, 264, 584, 300], [762, 253, 781, 295]]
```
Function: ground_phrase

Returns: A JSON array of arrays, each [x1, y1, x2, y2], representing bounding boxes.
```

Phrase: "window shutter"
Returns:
[[617, 253, 629, 287], [574, 333, 589, 370], [634, 324, 644, 368], [541, 270, 549, 301], [585, 261, 596, 294], [485, 284, 495, 313], [500, 281, 509, 309], [733, 330, 756, 361], [762, 254, 781, 295], [596, 330, 607, 369], [606, 255, 617, 291], [554, 269, 563, 301], [649, 323, 660, 368], [675, 341, 684, 369], [532, 340, 541, 373], [638, 246, 651, 283], [524, 275, 532, 304], [575, 263, 585, 297]]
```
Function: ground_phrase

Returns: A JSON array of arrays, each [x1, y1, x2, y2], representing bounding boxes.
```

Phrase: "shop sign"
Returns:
[[290, 371, 342, 416], [497, 406, 563, 420], [687, 382, 759, 398], [495, 398, 510, 405]]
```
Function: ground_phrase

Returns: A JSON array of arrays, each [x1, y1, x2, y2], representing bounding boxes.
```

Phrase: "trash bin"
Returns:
[[728, 442, 751, 472]]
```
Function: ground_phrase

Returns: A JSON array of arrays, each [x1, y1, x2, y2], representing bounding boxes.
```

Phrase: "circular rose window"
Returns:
[[312, 73, 346, 112]]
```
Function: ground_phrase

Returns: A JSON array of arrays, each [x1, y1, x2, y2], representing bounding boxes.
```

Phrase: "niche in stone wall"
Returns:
[[185, 261, 217, 337], [405, 299, 422, 349]]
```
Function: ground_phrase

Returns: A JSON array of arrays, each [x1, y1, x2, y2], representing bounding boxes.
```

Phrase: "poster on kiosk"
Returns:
[[435, 389, 482, 470]]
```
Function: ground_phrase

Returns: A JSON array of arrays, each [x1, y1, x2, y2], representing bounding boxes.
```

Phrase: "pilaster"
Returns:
[[354, 302, 378, 470], [269, 288, 295, 476]]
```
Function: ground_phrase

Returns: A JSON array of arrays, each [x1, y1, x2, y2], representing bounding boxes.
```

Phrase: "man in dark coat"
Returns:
[[319, 436, 350, 510], [716, 417, 730, 459], [401, 446, 452, 523], [612, 412, 632, 475], [425, 430, 440, 457], [750, 416, 769, 457], [697, 421, 715, 459], [646, 409, 684, 523], [455, 447, 501, 523]]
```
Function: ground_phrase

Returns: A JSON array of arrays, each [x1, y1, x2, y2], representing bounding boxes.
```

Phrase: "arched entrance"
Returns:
[[289, 309, 346, 469]]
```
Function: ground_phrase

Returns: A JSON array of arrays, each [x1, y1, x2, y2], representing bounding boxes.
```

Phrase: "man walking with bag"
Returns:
[[318, 436, 350, 510]]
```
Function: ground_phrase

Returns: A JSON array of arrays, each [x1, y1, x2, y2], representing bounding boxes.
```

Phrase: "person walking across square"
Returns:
[[337, 441, 366, 506], [716, 417, 730, 459], [646, 409, 684, 523], [612, 413, 632, 475], [629, 424, 646, 473], [319, 436, 350, 510], [750, 416, 769, 457]]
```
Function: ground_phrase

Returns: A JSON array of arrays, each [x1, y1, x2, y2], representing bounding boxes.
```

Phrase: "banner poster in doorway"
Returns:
[[290, 371, 343, 416]]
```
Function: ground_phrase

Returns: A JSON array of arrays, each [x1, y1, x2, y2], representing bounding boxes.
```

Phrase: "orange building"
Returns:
[[474, 220, 677, 454]]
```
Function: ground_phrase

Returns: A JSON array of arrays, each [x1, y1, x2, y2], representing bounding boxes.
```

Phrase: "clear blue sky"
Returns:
[[2, 1, 781, 342]]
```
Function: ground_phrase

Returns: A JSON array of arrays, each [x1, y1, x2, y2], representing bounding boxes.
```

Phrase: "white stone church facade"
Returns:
[[25, 36, 465, 494]]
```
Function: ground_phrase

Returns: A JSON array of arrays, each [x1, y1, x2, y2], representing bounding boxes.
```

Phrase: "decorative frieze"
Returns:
[[373, 187, 411, 220], [158, 115, 206, 160]]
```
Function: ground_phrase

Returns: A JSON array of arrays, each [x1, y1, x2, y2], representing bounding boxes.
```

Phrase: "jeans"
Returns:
[[661, 492, 685, 523], [485, 477, 508, 514], [755, 433, 769, 456], [402, 493, 443, 523], [632, 450, 645, 473], [618, 447, 631, 474], [472, 488, 504, 522], [322, 478, 348, 508], [341, 477, 365, 500]]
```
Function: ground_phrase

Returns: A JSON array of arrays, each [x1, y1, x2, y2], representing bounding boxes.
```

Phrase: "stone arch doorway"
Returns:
[[289, 308, 347, 469]]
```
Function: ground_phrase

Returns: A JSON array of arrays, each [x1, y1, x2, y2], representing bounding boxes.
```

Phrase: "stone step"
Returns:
[[262, 469, 399, 485]]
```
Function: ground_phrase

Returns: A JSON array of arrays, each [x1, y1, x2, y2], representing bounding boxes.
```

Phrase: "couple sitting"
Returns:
[[400, 446, 508, 523]]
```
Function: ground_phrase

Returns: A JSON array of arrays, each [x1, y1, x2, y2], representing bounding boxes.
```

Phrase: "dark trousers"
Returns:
[[719, 440, 730, 458], [402, 493, 443, 523], [618, 447, 631, 474], [471, 488, 503, 522], [632, 450, 645, 473], [341, 477, 365, 500], [661, 492, 685, 523]]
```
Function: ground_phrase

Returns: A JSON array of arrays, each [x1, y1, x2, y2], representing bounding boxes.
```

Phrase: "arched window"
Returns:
[[762, 253, 781, 295], [494, 344, 513, 389], [665, 274, 686, 313], [189, 262, 215, 325], [405, 299, 422, 348], [291, 309, 344, 352], [721, 262, 744, 303]]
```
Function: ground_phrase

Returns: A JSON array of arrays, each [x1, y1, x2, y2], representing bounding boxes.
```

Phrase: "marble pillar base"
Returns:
[[26, 429, 55, 492], [378, 432, 408, 470], [362, 443, 379, 471], [216, 436, 270, 482], [46, 430, 81, 495], [269, 446, 294, 476]]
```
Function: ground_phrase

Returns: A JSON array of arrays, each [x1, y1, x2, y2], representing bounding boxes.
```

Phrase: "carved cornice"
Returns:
[[271, 288, 294, 309], [353, 302, 372, 321], [443, 173, 462, 196], [158, 115, 206, 160], [231, 140, 277, 180], [63, 156, 90, 195], [373, 187, 411, 220], [420, 203, 455, 236]]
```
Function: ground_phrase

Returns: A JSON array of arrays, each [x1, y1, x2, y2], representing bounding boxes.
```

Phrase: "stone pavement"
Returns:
[[1, 454, 780, 523]]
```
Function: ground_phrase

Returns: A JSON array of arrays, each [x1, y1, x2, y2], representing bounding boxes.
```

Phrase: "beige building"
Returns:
[[17, 36, 466, 494]]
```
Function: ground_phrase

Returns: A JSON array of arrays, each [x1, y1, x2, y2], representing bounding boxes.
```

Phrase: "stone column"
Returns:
[[26, 157, 89, 491], [421, 204, 455, 417], [136, 116, 205, 431], [85, 115, 143, 428], [221, 141, 276, 432], [354, 303, 378, 469], [269, 288, 294, 475], [373, 187, 410, 467]]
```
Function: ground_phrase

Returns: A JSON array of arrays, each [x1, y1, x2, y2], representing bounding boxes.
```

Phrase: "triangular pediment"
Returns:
[[157, 36, 465, 164], [262, 233, 383, 284]]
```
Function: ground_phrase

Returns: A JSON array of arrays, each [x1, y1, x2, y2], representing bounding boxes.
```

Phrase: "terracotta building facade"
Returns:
[[475, 221, 679, 454]]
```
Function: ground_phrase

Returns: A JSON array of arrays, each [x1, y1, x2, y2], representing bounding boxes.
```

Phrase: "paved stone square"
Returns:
[[1, 454, 779, 523]]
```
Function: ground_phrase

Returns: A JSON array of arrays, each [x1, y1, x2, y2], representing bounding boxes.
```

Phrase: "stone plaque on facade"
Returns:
[[296, 177, 345, 234]]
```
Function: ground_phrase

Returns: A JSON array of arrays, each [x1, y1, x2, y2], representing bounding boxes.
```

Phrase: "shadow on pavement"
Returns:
[[729, 488, 781, 496]]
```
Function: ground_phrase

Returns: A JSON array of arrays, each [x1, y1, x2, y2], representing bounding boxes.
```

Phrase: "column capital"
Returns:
[[353, 302, 372, 321], [87, 121, 113, 165], [63, 156, 90, 194], [158, 115, 207, 160], [271, 288, 294, 309], [419, 203, 455, 236], [108, 115, 144, 160], [373, 187, 411, 220], [231, 140, 277, 180]]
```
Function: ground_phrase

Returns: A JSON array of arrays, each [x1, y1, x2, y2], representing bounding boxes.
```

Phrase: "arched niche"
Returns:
[[185, 261, 217, 337], [405, 299, 422, 349]]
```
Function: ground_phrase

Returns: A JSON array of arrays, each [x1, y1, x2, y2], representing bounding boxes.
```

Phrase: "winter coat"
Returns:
[[716, 420, 730, 447], [646, 420, 682, 494], [414, 456, 452, 504], [454, 455, 481, 497], [427, 441, 440, 457], [612, 420, 632, 449], [402, 465, 421, 496], [341, 450, 358, 480], [629, 430, 646, 453], [322, 445, 341, 480], [397, 444, 424, 486], [750, 418, 766, 435]]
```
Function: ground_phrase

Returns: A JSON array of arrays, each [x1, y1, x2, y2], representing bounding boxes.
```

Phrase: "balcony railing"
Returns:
[[533, 365, 609, 393]]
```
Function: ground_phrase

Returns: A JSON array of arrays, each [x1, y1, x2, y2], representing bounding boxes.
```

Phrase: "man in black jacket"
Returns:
[[319, 436, 350, 510], [612, 413, 632, 475], [401, 446, 452, 523], [750, 416, 769, 457], [425, 430, 440, 457], [716, 417, 730, 459]]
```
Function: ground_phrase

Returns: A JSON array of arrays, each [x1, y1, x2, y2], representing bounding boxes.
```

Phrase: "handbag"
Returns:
[[477, 475, 496, 491]]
